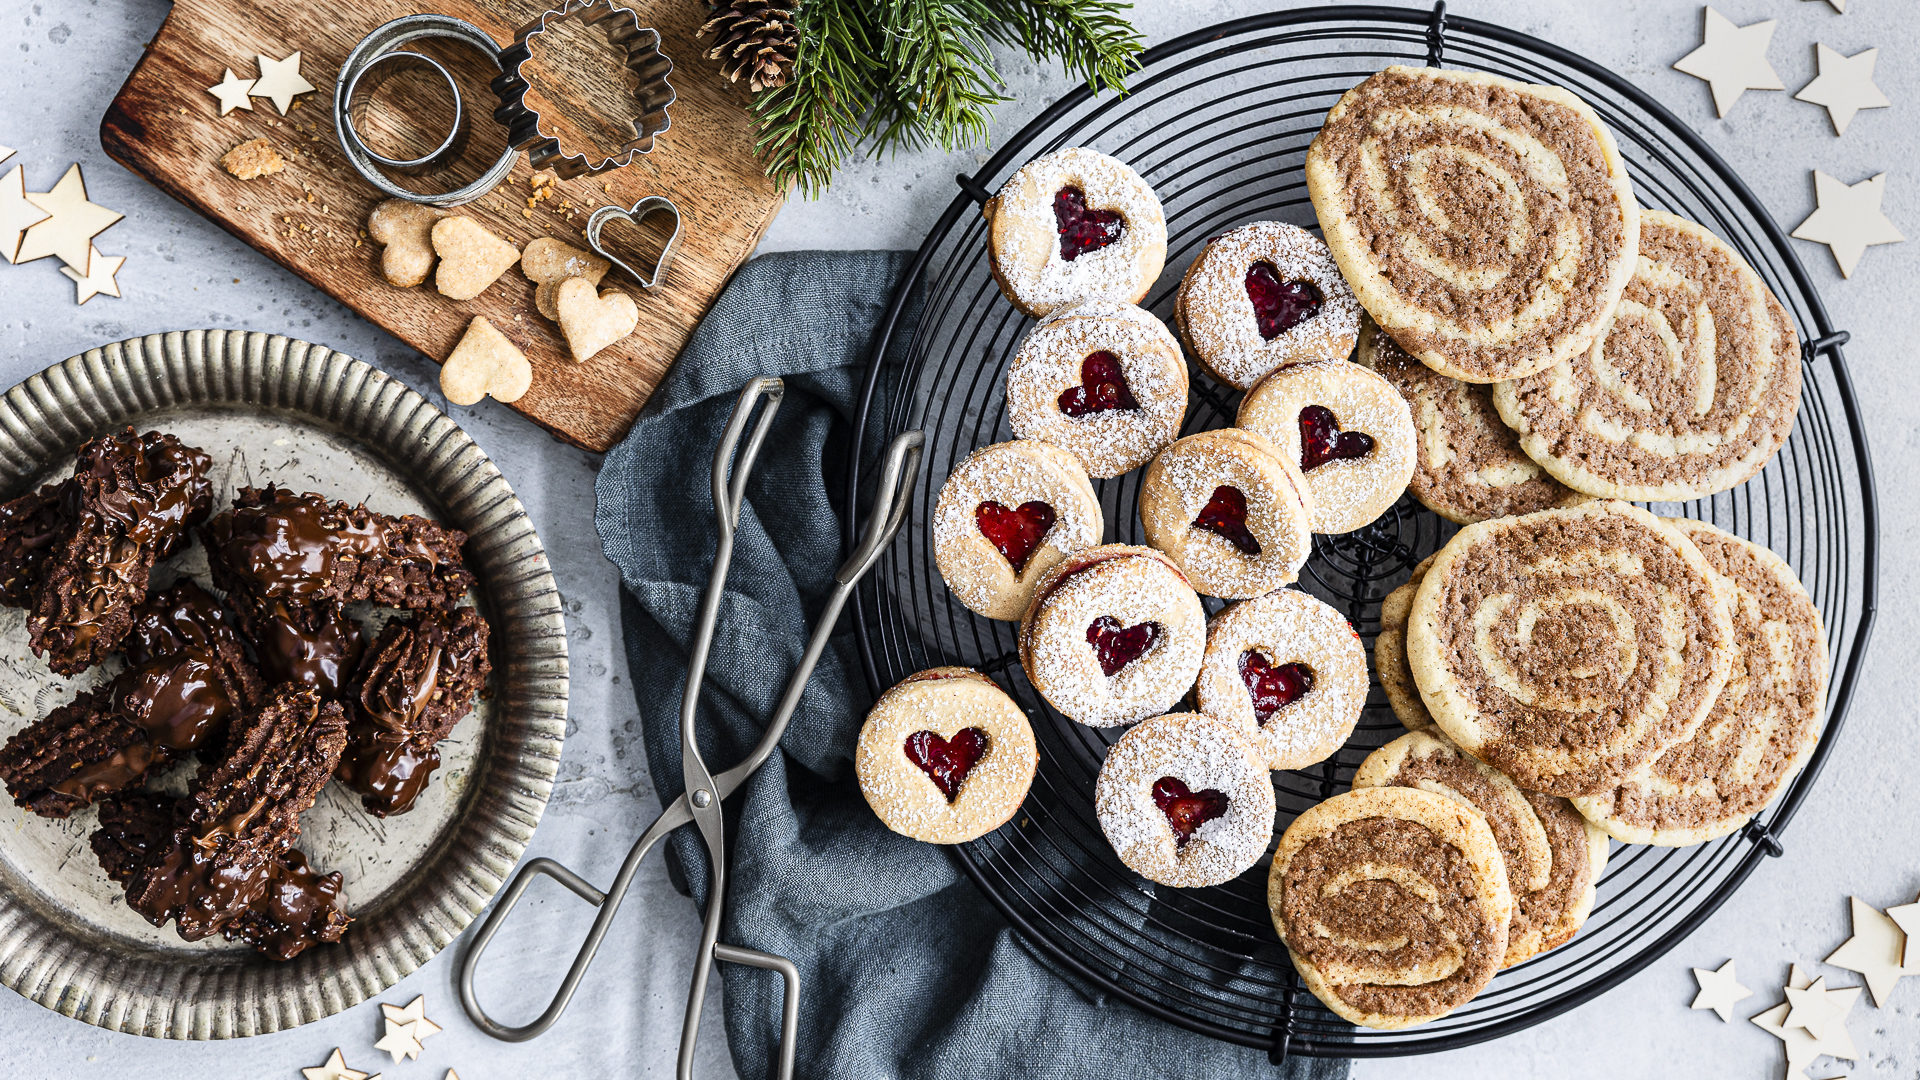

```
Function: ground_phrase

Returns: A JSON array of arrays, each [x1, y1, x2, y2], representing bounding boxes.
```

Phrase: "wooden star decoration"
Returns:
[[446, 1072, 461, 1080], [59, 246, 124, 304], [0, 144, 13, 164], [17, 163, 122, 272], [1783, 975, 1848, 1039], [373, 1019, 423, 1064], [301, 1048, 369, 1080], [1885, 893, 1920, 968], [252, 51, 316, 115], [1796, 44, 1890, 135], [1793, 171, 1905, 278], [0, 163, 50, 264], [1691, 958, 1754, 1022], [379, 994, 442, 1040], [1674, 7, 1785, 119], [1826, 895, 1920, 1006], [1751, 964, 1861, 1079], [206, 68, 256, 116]]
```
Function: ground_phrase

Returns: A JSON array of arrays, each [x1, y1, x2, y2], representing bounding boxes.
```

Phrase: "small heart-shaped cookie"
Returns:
[[521, 237, 611, 320], [441, 316, 532, 405], [555, 277, 638, 363], [433, 217, 520, 301], [367, 199, 442, 288]]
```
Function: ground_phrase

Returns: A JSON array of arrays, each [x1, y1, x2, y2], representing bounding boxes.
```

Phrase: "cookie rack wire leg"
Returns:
[[1426, 2, 1447, 68]]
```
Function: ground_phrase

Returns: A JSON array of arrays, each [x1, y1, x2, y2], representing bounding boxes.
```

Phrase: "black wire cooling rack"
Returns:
[[842, 2, 1878, 1062]]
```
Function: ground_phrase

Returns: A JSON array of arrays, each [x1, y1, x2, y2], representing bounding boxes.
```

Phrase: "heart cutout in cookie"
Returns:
[[1245, 262, 1324, 339], [555, 277, 640, 364], [1151, 776, 1228, 847], [976, 500, 1056, 574], [1193, 485, 1261, 555], [1239, 651, 1314, 726], [904, 727, 989, 802], [585, 197, 682, 290], [1086, 615, 1159, 677], [1053, 186, 1124, 261], [1298, 404, 1374, 471], [439, 316, 532, 406], [1057, 351, 1139, 418]]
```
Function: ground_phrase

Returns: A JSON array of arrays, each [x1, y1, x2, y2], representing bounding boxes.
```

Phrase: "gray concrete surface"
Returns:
[[0, 0, 1913, 1077]]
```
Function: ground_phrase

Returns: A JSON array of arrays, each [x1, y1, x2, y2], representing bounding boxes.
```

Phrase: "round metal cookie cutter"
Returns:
[[341, 49, 468, 174], [335, 14, 520, 207]]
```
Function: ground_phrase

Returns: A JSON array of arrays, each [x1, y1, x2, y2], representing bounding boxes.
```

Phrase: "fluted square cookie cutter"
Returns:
[[492, 0, 677, 179]]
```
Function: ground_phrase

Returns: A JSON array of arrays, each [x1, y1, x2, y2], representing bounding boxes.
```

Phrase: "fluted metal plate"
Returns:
[[0, 330, 568, 1038]]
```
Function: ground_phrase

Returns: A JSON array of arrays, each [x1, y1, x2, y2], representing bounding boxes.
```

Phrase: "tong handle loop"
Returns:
[[711, 944, 801, 1080]]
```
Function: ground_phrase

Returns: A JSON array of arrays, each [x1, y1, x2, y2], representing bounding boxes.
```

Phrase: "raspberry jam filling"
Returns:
[[904, 727, 990, 802], [1298, 404, 1374, 471], [1053, 186, 1124, 261], [1151, 776, 1229, 847], [1087, 615, 1160, 676], [1193, 485, 1261, 556], [1239, 651, 1315, 726], [975, 500, 1056, 573], [1057, 351, 1139, 418], [1245, 262, 1325, 339]]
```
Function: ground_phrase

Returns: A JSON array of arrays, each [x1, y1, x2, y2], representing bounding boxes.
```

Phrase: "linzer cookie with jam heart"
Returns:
[[856, 668, 1038, 845], [1236, 359, 1414, 534], [932, 440, 1103, 621], [1353, 730, 1609, 968], [1137, 428, 1314, 600], [1019, 544, 1206, 728], [1193, 588, 1366, 771], [1306, 66, 1641, 383], [982, 147, 1167, 318], [1270, 786, 1513, 1029], [1093, 712, 1275, 888], [1405, 501, 1736, 798], [1006, 300, 1189, 478], [1492, 211, 1804, 502], [1173, 220, 1362, 390], [1573, 519, 1828, 846]]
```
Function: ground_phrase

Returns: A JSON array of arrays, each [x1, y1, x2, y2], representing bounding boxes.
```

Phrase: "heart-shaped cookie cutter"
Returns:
[[586, 197, 682, 290]]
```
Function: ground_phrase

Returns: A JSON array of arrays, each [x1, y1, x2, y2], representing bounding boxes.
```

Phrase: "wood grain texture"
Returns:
[[100, 0, 783, 452]]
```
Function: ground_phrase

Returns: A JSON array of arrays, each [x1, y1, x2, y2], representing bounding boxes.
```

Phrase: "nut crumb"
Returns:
[[221, 137, 285, 180]]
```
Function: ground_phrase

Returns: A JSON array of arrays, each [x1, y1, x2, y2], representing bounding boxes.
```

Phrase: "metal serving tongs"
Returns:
[[459, 377, 924, 1080]]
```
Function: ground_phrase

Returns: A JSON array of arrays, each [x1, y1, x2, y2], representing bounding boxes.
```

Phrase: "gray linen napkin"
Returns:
[[595, 249, 1350, 1080]]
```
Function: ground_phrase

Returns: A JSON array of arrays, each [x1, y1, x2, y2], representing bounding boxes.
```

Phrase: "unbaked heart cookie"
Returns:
[[440, 316, 532, 406], [555, 277, 638, 363], [432, 217, 520, 301]]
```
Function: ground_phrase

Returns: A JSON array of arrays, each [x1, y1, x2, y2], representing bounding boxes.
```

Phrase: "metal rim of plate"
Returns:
[[841, 4, 1879, 1062], [0, 330, 569, 1039]]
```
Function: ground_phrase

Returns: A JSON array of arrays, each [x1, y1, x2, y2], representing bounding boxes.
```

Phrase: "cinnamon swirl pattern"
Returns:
[[1574, 520, 1829, 846], [1493, 211, 1803, 502], [1405, 501, 1735, 798], [1306, 66, 1640, 383], [1354, 730, 1609, 968], [1269, 786, 1513, 1029]]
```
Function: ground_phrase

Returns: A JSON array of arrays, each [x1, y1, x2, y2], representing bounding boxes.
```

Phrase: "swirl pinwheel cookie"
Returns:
[[1173, 221, 1362, 390], [1193, 588, 1367, 770], [1406, 501, 1735, 798], [983, 147, 1168, 318], [1306, 66, 1640, 383], [857, 668, 1039, 844], [1007, 301, 1189, 478], [1094, 712, 1276, 887], [1236, 359, 1415, 534], [1354, 730, 1610, 968], [1493, 211, 1803, 502], [1270, 787, 1513, 1029], [1574, 520, 1829, 846], [1375, 556, 1436, 733], [933, 441, 1103, 621], [1359, 318, 1588, 525], [1019, 545, 1206, 728], [1137, 429, 1314, 599]]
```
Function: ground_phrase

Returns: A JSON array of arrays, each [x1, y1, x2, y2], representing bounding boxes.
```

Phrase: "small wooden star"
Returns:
[[1783, 975, 1848, 1039], [0, 144, 13, 164], [1674, 7, 1785, 119], [373, 1019, 423, 1064], [1825, 895, 1920, 1007], [379, 994, 442, 1040], [252, 51, 316, 115], [59, 246, 124, 304], [1690, 958, 1753, 1022], [206, 68, 257, 116], [446, 1072, 461, 1080], [17, 163, 123, 272], [1793, 172, 1905, 278], [302, 1048, 369, 1080], [1796, 45, 1890, 135], [0, 162, 50, 264], [1885, 892, 1920, 968], [1751, 964, 1862, 1077]]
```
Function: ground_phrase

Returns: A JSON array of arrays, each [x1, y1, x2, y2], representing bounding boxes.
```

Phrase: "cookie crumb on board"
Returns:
[[221, 137, 285, 180]]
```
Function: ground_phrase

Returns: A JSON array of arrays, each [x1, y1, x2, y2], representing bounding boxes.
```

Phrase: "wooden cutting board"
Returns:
[[101, 0, 783, 452]]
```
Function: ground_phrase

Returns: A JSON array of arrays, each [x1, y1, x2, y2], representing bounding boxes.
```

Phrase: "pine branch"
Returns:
[[981, 0, 1142, 93], [873, 1, 1008, 155], [752, 0, 885, 196]]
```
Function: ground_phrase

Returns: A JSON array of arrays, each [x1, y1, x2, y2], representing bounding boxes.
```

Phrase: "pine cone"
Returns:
[[700, 0, 797, 93]]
